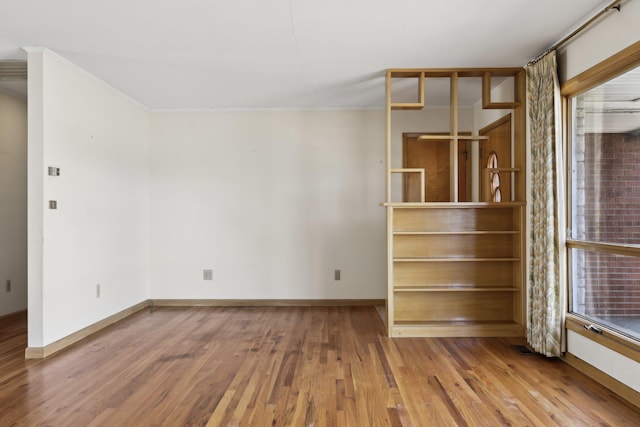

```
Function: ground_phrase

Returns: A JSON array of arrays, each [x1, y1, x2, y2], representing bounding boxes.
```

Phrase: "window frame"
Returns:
[[561, 41, 640, 357]]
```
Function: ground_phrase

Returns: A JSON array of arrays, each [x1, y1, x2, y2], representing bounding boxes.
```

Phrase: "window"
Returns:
[[567, 63, 640, 341]]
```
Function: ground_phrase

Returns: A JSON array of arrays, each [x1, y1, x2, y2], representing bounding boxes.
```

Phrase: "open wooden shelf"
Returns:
[[393, 230, 519, 235], [393, 257, 519, 262], [386, 204, 525, 337], [416, 134, 488, 140], [394, 287, 520, 292], [382, 202, 526, 208], [390, 103, 425, 110], [391, 320, 525, 338]]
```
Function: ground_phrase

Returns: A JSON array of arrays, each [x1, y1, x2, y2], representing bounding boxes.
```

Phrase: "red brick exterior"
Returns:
[[579, 132, 640, 318]]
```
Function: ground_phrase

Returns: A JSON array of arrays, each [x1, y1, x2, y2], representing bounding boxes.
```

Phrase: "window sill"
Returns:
[[566, 313, 640, 364]]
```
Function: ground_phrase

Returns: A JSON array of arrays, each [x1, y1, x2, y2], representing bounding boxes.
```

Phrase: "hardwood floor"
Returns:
[[0, 307, 639, 426]]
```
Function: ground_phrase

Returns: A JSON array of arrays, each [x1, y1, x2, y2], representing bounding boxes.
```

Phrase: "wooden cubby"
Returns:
[[384, 67, 526, 338]]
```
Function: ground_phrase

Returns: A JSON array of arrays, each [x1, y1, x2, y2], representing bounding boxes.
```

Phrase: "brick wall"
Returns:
[[574, 131, 640, 318]]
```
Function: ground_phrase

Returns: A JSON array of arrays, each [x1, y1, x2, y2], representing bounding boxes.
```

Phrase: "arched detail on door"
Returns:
[[487, 151, 501, 202]]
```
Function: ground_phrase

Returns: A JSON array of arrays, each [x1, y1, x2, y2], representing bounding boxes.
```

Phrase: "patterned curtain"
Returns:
[[526, 51, 566, 357]]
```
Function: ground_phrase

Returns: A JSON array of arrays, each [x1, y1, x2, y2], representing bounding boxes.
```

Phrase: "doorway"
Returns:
[[402, 133, 470, 202], [479, 114, 511, 202], [0, 69, 29, 325]]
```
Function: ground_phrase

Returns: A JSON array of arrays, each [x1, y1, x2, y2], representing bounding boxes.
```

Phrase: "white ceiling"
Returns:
[[0, 0, 610, 109]]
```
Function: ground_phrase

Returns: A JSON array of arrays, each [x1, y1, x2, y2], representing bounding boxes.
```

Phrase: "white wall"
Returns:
[[558, 0, 640, 82], [0, 92, 27, 317], [25, 51, 387, 349], [558, 1, 640, 393], [568, 332, 640, 391], [27, 49, 149, 346], [149, 110, 386, 300], [472, 81, 513, 134]]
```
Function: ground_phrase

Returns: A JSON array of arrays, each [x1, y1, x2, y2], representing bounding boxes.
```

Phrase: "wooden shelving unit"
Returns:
[[386, 203, 525, 337], [384, 68, 526, 338]]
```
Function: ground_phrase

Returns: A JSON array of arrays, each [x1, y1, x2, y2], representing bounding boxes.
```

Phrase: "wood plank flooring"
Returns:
[[0, 306, 639, 426]]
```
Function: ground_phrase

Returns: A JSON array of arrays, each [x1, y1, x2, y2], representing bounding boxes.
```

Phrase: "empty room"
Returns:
[[1, 0, 639, 425]]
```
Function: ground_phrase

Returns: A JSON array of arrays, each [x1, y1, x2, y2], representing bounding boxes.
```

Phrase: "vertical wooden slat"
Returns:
[[513, 69, 526, 202], [482, 71, 492, 109], [387, 207, 395, 336], [418, 71, 425, 106], [386, 70, 392, 203], [450, 72, 459, 202]]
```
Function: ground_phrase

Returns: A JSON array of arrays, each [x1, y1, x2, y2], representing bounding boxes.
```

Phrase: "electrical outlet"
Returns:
[[5, 280, 11, 292], [334, 269, 341, 281], [203, 269, 213, 280], [96, 284, 101, 298]]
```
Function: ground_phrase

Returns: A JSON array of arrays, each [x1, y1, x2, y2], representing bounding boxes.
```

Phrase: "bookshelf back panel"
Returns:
[[393, 234, 515, 258], [394, 261, 514, 287], [394, 291, 514, 322], [393, 208, 515, 232]]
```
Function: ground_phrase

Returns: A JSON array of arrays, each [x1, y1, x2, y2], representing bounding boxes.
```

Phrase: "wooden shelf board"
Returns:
[[388, 68, 523, 78], [390, 321, 525, 338], [482, 101, 522, 110], [416, 134, 488, 141], [390, 103, 424, 110], [394, 287, 520, 292], [393, 231, 518, 235], [394, 257, 519, 262], [394, 320, 520, 326], [382, 202, 525, 208], [388, 70, 423, 78]]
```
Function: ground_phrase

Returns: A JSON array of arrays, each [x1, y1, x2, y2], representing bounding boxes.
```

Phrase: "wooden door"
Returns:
[[479, 115, 511, 202], [403, 134, 469, 202]]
